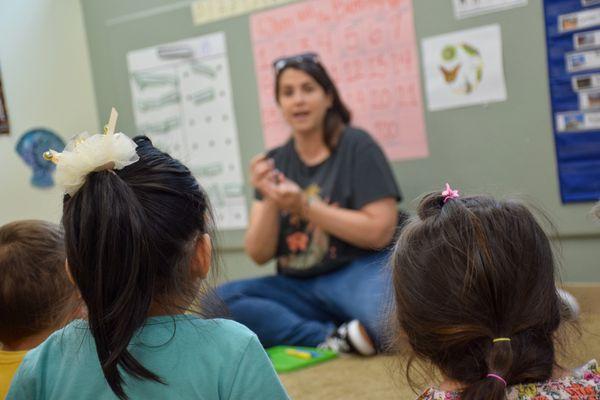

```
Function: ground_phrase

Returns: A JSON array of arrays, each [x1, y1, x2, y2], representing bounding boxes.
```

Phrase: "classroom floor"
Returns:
[[279, 288, 600, 400]]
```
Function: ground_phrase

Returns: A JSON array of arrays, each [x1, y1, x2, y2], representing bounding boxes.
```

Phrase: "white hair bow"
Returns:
[[44, 108, 139, 196]]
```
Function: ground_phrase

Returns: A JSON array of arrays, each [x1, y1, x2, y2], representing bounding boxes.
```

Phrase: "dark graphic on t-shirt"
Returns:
[[259, 127, 402, 277], [279, 183, 336, 270]]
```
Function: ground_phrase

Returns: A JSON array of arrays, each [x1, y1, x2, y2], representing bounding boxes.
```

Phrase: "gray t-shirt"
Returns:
[[258, 126, 401, 277]]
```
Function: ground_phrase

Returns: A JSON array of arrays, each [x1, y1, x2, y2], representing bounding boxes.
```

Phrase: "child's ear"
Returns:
[[191, 233, 212, 279], [65, 260, 75, 285], [64, 260, 87, 320]]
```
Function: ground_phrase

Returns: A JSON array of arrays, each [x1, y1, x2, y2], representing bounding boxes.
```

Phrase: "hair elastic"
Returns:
[[486, 373, 507, 387], [442, 183, 460, 203], [492, 338, 511, 343]]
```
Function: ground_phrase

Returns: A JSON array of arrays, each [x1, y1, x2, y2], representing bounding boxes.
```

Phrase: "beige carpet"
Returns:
[[280, 291, 600, 400]]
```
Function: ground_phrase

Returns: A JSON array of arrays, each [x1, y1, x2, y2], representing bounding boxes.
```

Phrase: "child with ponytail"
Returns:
[[391, 184, 599, 400], [7, 119, 289, 400]]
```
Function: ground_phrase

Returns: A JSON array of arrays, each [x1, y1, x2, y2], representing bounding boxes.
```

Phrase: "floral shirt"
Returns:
[[418, 360, 599, 400]]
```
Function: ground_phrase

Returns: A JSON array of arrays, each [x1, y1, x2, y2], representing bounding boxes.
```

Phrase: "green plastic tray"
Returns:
[[267, 346, 338, 373]]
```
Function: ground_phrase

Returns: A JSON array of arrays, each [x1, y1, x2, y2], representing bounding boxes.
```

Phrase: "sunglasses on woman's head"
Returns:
[[272, 52, 321, 73]]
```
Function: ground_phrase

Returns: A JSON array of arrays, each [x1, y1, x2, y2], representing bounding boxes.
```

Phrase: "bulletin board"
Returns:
[[543, 0, 600, 202], [81, 0, 600, 254]]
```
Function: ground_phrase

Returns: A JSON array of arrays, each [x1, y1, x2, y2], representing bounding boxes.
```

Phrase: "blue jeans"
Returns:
[[216, 252, 392, 349]]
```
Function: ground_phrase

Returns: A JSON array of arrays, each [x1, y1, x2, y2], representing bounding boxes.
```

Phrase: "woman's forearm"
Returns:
[[305, 198, 397, 250], [244, 200, 281, 265]]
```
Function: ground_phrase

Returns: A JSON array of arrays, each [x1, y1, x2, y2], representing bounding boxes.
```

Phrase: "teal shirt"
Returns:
[[6, 316, 289, 400]]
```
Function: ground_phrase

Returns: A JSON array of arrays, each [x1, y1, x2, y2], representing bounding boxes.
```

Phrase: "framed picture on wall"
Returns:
[[0, 65, 9, 134]]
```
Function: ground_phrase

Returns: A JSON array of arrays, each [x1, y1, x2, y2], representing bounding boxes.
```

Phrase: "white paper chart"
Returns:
[[452, 0, 528, 19], [127, 32, 248, 230]]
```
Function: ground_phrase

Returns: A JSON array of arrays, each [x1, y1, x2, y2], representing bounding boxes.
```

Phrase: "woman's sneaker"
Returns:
[[317, 319, 376, 356]]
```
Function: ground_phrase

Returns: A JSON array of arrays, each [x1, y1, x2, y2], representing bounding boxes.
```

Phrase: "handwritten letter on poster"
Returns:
[[251, 0, 428, 161]]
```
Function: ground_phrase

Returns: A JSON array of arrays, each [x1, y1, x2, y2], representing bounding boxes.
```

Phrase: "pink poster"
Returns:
[[250, 0, 428, 161]]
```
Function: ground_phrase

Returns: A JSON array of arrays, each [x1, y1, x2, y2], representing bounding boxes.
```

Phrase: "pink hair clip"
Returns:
[[442, 183, 460, 203]]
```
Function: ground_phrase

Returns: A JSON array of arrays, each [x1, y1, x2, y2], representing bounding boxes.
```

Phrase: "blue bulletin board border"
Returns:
[[543, 0, 600, 203]]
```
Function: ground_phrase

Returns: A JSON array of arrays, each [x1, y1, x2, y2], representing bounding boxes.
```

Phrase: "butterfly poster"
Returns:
[[421, 24, 507, 111]]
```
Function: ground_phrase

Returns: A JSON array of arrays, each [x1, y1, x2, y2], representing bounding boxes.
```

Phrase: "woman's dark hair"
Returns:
[[62, 136, 214, 400], [275, 58, 351, 151], [391, 192, 562, 400]]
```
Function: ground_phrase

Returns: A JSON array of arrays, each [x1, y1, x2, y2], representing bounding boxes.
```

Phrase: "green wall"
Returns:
[[80, 0, 600, 282]]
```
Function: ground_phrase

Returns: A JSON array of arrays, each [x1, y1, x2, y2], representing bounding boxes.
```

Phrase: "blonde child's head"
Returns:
[[0, 220, 77, 349]]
